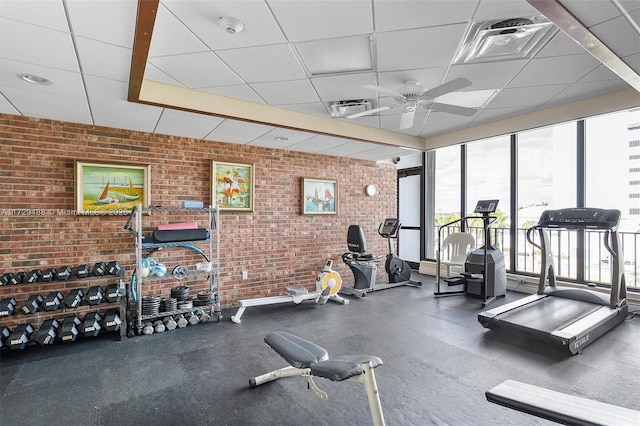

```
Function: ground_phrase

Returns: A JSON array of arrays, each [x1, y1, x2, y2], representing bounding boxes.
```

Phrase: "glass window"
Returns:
[[434, 145, 461, 254], [517, 122, 577, 277], [466, 135, 511, 265]]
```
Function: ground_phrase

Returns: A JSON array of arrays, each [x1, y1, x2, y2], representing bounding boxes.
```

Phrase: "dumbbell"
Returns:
[[85, 286, 104, 306], [142, 322, 154, 335], [91, 262, 107, 277], [8, 324, 34, 350], [102, 309, 122, 332], [106, 261, 122, 276], [185, 311, 199, 326], [0, 298, 17, 317], [0, 326, 11, 348], [40, 268, 57, 282], [42, 291, 64, 312], [2, 272, 22, 286], [163, 316, 177, 331], [20, 294, 44, 314], [65, 288, 84, 308], [76, 264, 90, 279], [56, 266, 72, 280], [174, 314, 188, 329], [59, 315, 81, 342], [153, 320, 165, 333], [104, 284, 121, 303], [81, 312, 102, 337], [0, 274, 8, 286], [35, 319, 60, 345], [24, 269, 42, 283]]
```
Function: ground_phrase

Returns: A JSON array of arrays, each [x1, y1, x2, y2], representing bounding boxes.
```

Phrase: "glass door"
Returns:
[[398, 167, 423, 268]]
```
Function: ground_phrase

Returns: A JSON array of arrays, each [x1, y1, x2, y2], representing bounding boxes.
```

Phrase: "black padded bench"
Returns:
[[249, 331, 385, 426], [486, 380, 640, 426]]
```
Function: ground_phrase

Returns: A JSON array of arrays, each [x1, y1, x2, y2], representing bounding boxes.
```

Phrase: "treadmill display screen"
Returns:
[[537, 208, 620, 229]]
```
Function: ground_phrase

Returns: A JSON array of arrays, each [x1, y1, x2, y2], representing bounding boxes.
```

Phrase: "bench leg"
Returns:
[[230, 306, 246, 323], [249, 366, 309, 388], [347, 361, 385, 426]]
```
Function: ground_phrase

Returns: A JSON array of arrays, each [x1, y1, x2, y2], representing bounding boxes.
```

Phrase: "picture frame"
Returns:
[[211, 161, 255, 212], [302, 177, 338, 215], [75, 160, 150, 215]]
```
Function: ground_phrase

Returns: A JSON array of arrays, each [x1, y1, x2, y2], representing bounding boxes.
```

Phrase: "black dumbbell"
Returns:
[[56, 266, 72, 280], [42, 291, 64, 312], [102, 309, 122, 332], [8, 324, 34, 350], [92, 262, 107, 276], [2, 273, 22, 285], [104, 284, 121, 303], [85, 286, 104, 306], [35, 319, 60, 345], [40, 268, 57, 282], [106, 261, 122, 276], [59, 315, 81, 342], [20, 294, 44, 314], [24, 269, 42, 284], [65, 289, 84, 308], [0, 274, 8, 286], [76, 264, 90, 279], [0, 298, 17, 317], [0, 326, 11, 348], [81, 312, 102, 337]]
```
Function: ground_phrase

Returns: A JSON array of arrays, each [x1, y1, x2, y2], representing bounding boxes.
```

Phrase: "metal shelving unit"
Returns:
[[125, 204, 221, 333]]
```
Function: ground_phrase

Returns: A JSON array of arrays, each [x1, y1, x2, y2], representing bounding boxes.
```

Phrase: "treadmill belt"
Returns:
[[497, 296, 602, 334]]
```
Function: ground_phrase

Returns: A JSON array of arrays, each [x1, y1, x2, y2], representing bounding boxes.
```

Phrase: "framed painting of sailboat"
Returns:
[[302, 177, 338, 215], [75, 160, 151, 215], [212, 161, 254, 212]]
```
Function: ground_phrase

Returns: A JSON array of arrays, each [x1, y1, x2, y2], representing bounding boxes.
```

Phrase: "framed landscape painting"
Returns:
[[75, 160, 150, 215], [212, 161, 254, 212], [302, 177, 337, 215]]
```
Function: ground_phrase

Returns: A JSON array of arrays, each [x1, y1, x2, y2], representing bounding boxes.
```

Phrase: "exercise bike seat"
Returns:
[[265, 331, 329, 369]]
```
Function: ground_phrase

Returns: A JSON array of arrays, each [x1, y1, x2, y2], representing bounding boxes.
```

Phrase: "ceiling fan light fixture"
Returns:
[[453, 15, 556, 65]]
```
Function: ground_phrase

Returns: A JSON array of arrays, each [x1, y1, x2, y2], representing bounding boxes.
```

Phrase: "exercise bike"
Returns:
[[230, 259, 348, 323], [341, 218, 422, 298]]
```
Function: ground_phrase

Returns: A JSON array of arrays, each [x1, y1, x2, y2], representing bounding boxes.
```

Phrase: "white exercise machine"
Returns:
[[230, 260, 348, 324], [249, 331, 386, 426]]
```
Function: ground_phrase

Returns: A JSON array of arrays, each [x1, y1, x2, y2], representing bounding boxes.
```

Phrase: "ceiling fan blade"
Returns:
[[346, 106, 392, 119], [363, 84, 404, 98], [430, 102, 477, 117], [421, 77, 473, 99], [398, 108, 416, 129]]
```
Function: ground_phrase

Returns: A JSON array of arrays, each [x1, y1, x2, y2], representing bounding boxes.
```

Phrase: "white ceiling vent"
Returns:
[[453, 15, 557, 65], [330, 99, 373, 118]]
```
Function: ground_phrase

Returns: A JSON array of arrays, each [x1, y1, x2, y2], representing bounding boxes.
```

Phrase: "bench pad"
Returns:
[[265, 331, 329, 369]]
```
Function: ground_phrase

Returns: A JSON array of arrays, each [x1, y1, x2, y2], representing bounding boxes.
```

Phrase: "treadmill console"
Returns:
[[474, 199, 499, 214], [537, 208, 620, 229]]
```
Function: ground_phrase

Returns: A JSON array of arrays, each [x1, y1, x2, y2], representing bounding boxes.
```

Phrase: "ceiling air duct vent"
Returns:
[[330, 99, 373, 118], [453, 15, 556, 65]]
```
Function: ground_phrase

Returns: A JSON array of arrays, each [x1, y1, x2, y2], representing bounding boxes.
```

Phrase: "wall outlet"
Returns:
[[241, 270, 248, 280]]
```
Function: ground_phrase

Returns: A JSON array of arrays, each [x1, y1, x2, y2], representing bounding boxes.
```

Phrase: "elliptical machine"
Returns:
[[436, 199, 507, 307], [341, 218, 422, 297]]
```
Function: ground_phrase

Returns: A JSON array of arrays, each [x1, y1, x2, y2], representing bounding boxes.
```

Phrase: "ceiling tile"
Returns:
[[0, 58, 85, 98], [250, 79, 320, 105], [249, 128, 314, 148], [0, 0, 69, 32], [148, 3, 210, 57], [2, 87, 91, 124], [216, 44, 307, 83], [535, 32, 589, 58], [149, 52, 244, 88], [75, 37, 132, 82], [320, 140, 378, 157], [559, 0, 638, 27], [0, 18, 79, 72], [509, 54, 601, 87], [205, 119, 273, 144], [155, 109, 224, 139], [544, 80, 633, 107], [90, 99, 163, 133], [380, 112, 428, 134], [266, 0, 373, 42], [161, 0, 287, 50], [144, 64, 185, 87], [279, 102, 330, 117], [310, 72, 378, 103], [589, 9, 640, 58], [0, 93, 19, 114], [447, 60, 528, 91], [489, 84, 570, 108], [376, 24, 468, 72], [200, 84, 265, 104], [471, 105, 537, 125], [337, 115, 380, 128], [378, 68, 448, 95], [287, 134, 348, 153], [472, 0, 540, 21], [374, 0, 478, 32], [66, 0, 137, 48]]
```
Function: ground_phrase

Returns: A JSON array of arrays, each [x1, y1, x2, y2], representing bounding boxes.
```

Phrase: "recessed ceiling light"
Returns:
[[276, 136, 289, 141], [20, 74, 53, 85]]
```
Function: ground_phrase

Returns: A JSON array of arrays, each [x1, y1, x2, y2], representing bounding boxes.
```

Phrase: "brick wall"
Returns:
[[0, 114, 398, 329]]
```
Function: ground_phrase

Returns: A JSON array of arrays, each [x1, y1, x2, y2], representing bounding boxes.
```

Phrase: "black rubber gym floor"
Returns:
[[1, 273, 639, 426]]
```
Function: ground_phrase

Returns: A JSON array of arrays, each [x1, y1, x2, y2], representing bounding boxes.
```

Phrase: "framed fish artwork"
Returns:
[[212, 161, 255, 212]]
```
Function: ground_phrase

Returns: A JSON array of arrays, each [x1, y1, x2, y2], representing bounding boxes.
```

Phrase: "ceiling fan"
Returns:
[[347, 77, 478, 129]]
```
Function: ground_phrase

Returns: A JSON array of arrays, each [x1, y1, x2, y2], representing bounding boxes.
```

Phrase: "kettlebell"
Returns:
[[150, 263, 167, 278], [140, 258, 157, 278]]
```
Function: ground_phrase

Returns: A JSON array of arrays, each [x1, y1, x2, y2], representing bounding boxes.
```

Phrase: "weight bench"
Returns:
[[250, 331, 386, 426], [486, 380, 640, 426]]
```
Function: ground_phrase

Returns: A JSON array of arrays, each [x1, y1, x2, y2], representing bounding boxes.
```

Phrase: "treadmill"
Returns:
[[478, 208, 628, 355]]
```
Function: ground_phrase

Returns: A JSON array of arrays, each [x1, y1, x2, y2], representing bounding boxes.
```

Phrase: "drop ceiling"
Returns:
[[1, 0, 639, 161]]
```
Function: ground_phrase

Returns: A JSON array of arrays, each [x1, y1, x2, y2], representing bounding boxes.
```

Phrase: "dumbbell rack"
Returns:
[[127, 204, 221, 334], [0, 267, 127, 348]]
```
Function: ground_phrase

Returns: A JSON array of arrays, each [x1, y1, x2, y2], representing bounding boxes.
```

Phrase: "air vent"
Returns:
[[453, 15, 556, 65], [330, 99, 373, 118]]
